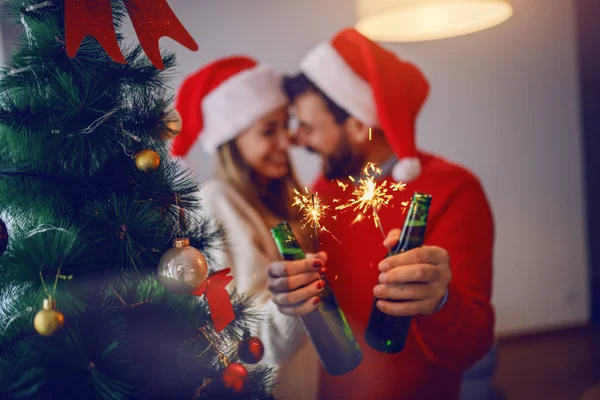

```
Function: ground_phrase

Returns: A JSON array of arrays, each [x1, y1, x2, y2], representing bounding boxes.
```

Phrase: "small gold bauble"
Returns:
[[157, 238, 209, 294], [162, 109, 182, 140], [34, 298, 65, 336], [135, 149, 161, 173]]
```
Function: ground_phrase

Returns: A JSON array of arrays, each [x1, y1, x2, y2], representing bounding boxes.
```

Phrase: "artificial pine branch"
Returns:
[[0, 0, 277, 398]]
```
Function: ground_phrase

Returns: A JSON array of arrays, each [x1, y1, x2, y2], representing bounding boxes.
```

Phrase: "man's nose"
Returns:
[[288, 132, 300, 146], [292, 130, 308, 147]]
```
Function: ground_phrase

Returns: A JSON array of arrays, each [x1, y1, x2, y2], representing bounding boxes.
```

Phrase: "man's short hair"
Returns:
[[283, 73, 350, 125]]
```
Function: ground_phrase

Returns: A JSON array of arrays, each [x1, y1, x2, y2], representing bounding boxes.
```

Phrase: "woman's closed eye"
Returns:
[[263, 128, 276, 137], [262, 122, 278, 137]]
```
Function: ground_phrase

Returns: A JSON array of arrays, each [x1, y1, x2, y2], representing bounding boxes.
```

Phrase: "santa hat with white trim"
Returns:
[[299, 28, 430, 182], [171, 56, 287, 163]]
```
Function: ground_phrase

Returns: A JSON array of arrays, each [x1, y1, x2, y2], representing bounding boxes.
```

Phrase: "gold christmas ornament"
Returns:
[[162, 109, 182, 140], [157, 238, 209, 294], [135, 149, 161, 172], [33, 297, 65, 336]]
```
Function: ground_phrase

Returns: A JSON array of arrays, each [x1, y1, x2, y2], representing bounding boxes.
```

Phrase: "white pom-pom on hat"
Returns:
[[392, 157, 422, 182]]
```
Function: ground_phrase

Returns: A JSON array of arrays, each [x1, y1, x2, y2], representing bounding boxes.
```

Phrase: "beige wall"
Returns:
[[110, 0, 591, 335]]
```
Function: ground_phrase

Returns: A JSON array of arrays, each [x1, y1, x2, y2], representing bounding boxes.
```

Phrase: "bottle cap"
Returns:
[[173, 238, 190, 249], [42, 297, 57, 310], [413, 192, 432, 200]]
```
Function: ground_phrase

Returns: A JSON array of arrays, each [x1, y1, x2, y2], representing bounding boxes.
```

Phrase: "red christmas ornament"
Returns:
[[220, 363, 249, 393], [65, 0, 198, 70], [237, 335, 264, 364]]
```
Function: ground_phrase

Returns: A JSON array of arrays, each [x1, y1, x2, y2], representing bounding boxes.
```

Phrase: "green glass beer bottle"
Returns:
[[365, 192, 432, 353], [271, 222, 363, 375]]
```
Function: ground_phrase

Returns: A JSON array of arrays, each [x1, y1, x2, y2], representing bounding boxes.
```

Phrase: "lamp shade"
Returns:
[[355, 0, 513, 42]]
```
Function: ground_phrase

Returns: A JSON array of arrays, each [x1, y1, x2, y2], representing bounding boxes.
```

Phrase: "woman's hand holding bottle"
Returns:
[[267, 251, 328, 317]]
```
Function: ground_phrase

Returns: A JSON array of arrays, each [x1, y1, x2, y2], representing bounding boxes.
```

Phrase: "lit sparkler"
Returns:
[[335, 162, 407, 240], [292, 187, 340, 249]]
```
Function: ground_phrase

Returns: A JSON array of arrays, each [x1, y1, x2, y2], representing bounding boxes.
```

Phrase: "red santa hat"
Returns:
[[171, 56, 287, 159], [299, 28, 430, 182]]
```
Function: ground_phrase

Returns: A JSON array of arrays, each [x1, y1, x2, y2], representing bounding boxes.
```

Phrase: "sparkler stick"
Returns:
[[311, 193, 319, 250], [372, 207, 386, 241]]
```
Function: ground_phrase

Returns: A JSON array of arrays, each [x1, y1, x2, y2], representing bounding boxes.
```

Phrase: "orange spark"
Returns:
[[337, 181, 349, 192], [390, 181, 407, 192]]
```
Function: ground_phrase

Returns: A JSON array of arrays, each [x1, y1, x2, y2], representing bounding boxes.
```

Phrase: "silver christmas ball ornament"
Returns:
[[157, 238, 208, 294]]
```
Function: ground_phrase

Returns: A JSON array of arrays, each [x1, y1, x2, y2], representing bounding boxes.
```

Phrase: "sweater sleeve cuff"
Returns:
[[261, 300, 306, 365], [266, 299, 304, 337], [414, 282, 462, 335], [277, 309, 304, 339], [435, 289, 449, 313]]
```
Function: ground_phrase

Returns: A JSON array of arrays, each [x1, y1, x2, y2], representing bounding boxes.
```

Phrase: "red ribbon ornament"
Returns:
[[65, 0, 198, 70], [191, 269, 235, 333]]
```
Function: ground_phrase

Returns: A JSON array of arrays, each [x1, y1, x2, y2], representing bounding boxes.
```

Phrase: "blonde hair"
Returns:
[[216, 139, 307, 228]]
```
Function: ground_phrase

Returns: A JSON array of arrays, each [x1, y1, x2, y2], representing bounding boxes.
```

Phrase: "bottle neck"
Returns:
[[392, 196, 431, 254], [271, 222, 306, 260], [394, 224, 427, 253]]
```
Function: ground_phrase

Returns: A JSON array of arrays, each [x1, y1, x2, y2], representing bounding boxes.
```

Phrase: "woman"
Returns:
[[171, 56, 320, 400]]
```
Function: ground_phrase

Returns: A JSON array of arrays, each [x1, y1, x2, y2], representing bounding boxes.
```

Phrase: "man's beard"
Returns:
[[321, 132, 365, 180]]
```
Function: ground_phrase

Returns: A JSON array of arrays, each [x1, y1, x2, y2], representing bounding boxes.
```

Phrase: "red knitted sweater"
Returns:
[[312, 151, 495, 400]]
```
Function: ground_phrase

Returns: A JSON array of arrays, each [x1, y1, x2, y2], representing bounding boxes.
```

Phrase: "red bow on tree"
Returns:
[[65, 0, 198, 70], [191, 269, 236, 333]]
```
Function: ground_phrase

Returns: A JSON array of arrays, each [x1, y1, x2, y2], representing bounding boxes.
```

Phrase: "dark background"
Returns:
[[575, 0, 600, 326]]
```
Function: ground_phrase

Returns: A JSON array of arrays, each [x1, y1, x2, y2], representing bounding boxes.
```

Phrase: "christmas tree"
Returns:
[[0, 1, 274, 399]]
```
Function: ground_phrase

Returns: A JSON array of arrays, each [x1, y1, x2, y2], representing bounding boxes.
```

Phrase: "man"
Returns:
[[266, 28, 495, 399]]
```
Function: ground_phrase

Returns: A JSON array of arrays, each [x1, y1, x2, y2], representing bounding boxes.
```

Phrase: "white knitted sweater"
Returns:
[[200, 180, 319, 400]]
